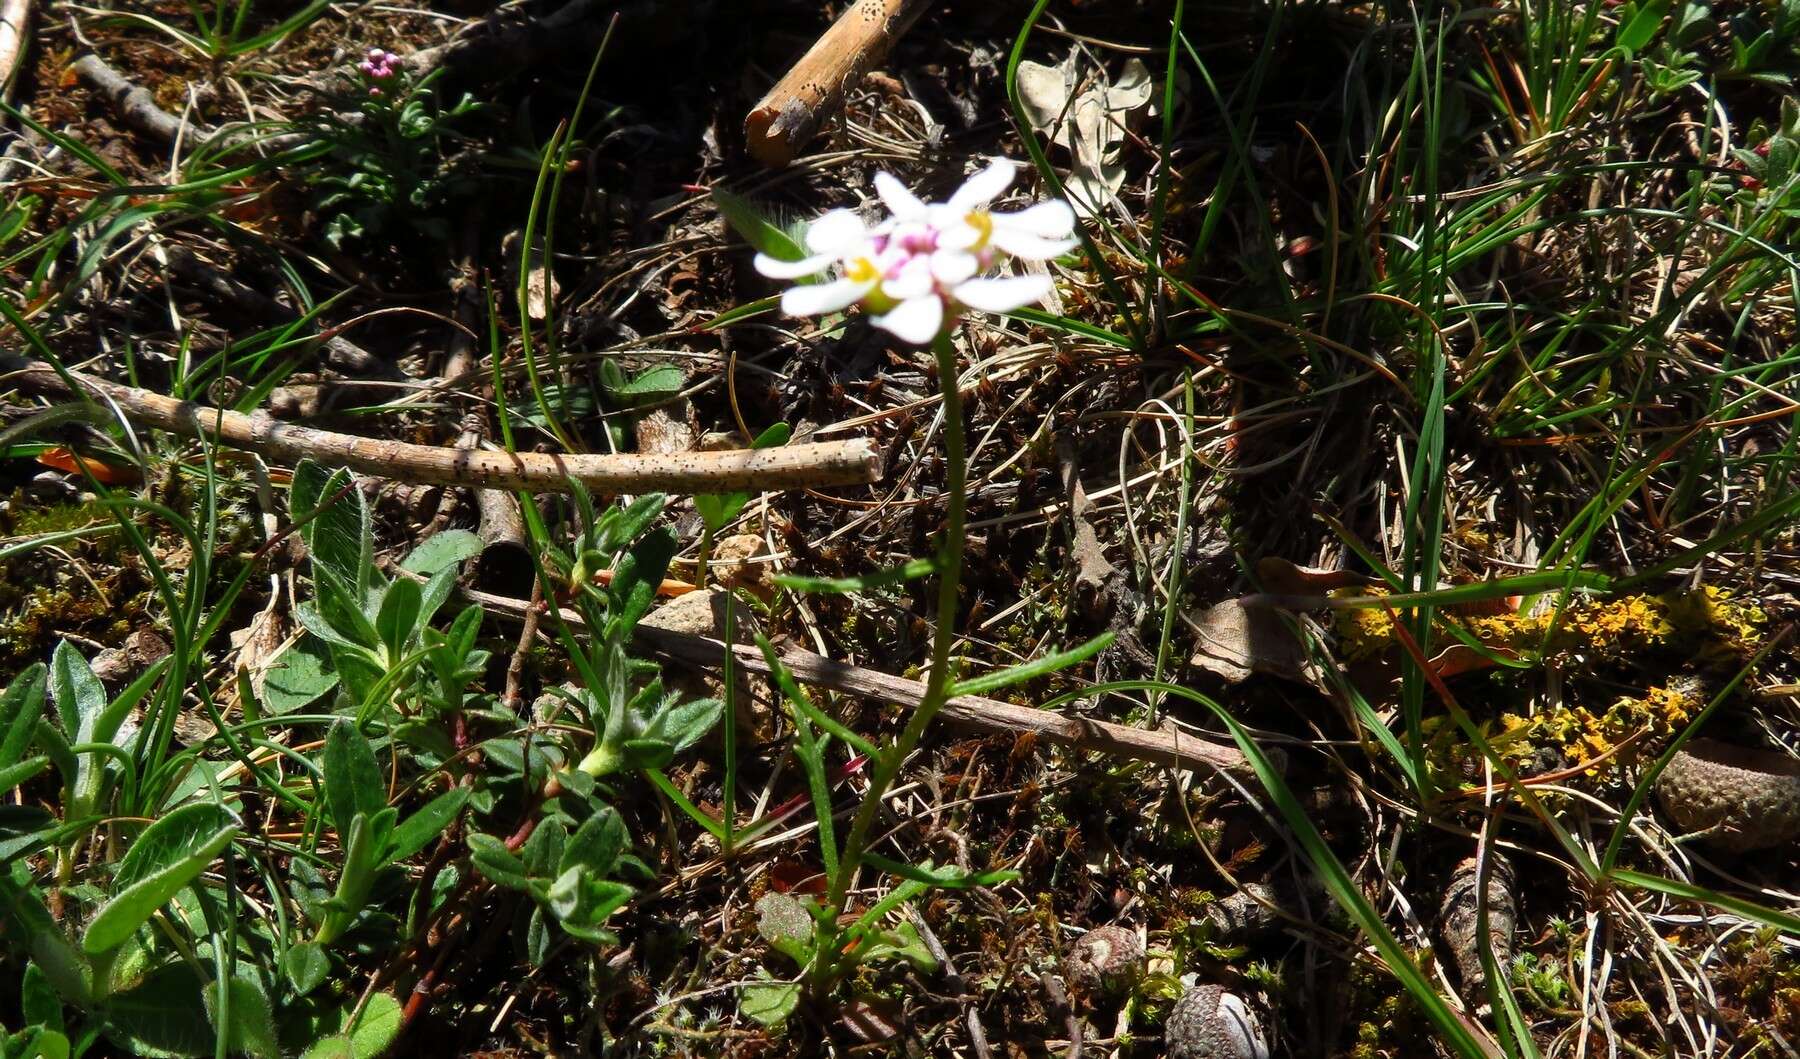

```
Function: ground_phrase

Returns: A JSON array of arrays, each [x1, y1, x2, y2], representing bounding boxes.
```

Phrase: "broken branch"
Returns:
[[745, 0, 931, 167], [1, 357, 882, 495], [460, 585, 1262, 776]]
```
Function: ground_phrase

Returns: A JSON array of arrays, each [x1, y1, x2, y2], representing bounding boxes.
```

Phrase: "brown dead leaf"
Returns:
[[1186, 598, 1316, 685], [1254, 556, 1378, 597]]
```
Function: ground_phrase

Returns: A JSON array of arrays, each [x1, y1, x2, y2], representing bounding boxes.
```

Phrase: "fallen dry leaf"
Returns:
[[1186, 598, 1317, 684], [1015, 51, 1156, 216]]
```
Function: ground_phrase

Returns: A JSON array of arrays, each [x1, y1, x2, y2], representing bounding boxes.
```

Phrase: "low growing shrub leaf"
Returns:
[[84, 806, 238, 954]]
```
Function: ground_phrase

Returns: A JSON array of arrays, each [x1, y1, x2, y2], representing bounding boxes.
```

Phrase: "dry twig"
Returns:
[[745, 0, 932, 166], [459, 585, 1260, 776], [71, 54, 192, 145], [1, 357, 883, 495]]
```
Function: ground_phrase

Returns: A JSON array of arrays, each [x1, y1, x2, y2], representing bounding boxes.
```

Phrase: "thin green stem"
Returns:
[[824, 330, 967, 919]]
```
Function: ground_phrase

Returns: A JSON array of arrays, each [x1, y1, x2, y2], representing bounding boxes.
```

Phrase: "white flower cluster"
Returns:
[[754, 159, 1077, 344]]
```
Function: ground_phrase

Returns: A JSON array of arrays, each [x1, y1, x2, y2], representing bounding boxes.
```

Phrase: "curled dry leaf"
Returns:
[[1186, 598, 1317, 685], [1656, 738, 1800, 852], [1253, 557, 1379, 597], [1015, 51, 1156, 215], [504, 229, 560, 321]]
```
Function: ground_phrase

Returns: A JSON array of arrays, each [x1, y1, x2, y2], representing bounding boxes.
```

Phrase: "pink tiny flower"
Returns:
[[369, 87, 383, 98]]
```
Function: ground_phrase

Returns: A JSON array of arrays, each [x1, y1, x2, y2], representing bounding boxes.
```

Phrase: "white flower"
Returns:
[[751, 159, 1077, 344]]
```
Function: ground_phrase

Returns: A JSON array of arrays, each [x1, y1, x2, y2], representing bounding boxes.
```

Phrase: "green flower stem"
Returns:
[[824, 330, 967, 919]]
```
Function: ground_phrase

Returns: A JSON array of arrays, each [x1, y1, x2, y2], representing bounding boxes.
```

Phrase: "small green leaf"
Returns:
[[21, 961, 63, 1034], [313, 564, 380, 649], [948, 632, 1113, 698], [3, 1024, 68, 1059], [858, 920, 937, 972], [711, 188, 807, 261], [385, 788, 469, 864], [0, 664, 47, 771], [205, 972, 281, 1059], [345, 992, 403, 1057], [401, 529, 482, 575], [262, 635, 339, 715], [0, 756, 49, 795], [324, 721, 386, 838], [284, 941, 330, 996], [602, 363, 685, 407], [773, 557, 938, 595], [754, 892, 816, 965], [546, 867, 632, 942], [301, 992, 403, 1059], [559, 808, 627, 878], [467, 833, 530, 890], [521, 817, 568, 878], [862, 852, 1019, 891], [645, 696, 723, 755], [1616, 0, 1670, 52], [84, 807, 239, 953], [739, 978, 802, 1027], [375, 577, 422, 660], [525, 905, 551, 968], [330, 647, 384, 708], [611, 528, 679, 633], [99, 962, 212, 1056], [48, 641, 104, 746], [292, 462, 372, 596]]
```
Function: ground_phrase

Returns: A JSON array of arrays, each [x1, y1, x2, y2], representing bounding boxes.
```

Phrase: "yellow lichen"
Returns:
[[1332, 586, 1763, 664]]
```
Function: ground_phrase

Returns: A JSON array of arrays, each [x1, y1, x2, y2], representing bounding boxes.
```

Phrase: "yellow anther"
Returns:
[[965, 211, 994, 248]]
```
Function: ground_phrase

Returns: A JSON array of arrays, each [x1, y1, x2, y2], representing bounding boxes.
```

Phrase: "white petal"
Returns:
[[883, 257, 936, 301], [993, 199, 1075, 239], [754, 252, 835, 279], [930, 249, 979, 285], [782, 277, 873, 316], [871, 296, 945, 344], [952, 274, 1053, 313], [948, 158, 1017, 211], [874, 172, 929, 220], [933, 217, 985, 251], [804, 209, 868, 255], [988, 227, 1077, 261]]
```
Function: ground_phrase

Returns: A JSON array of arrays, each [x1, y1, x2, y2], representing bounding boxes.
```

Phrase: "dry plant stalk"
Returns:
[[2, 358, 881, 495], [458, 584, 1260, 776], [745, 0, 931, 166]]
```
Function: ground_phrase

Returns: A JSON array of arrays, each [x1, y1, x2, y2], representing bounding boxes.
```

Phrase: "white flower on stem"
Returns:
[[752, 158, 1077, 344]]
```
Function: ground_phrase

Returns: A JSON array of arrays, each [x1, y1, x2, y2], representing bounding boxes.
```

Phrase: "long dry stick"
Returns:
[[459, 585, 1261, 776], [745, 0, 932, 166], [2, 358, 881, 494]]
